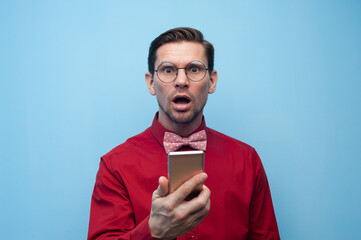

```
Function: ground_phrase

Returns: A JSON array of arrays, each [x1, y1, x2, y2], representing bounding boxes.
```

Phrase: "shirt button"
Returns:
[[191, 235, 194, 238]]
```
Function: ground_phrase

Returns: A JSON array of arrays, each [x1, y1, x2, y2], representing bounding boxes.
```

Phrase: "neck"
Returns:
[[158, 112, 203, 137]]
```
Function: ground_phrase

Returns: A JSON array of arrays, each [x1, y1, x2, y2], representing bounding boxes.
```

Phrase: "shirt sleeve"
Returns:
[[87, 157, 154, 240], [247, 149, 280, 240]]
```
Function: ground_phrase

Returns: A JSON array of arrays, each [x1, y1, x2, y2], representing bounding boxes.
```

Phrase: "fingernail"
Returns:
[[200, 173, 207, 181]]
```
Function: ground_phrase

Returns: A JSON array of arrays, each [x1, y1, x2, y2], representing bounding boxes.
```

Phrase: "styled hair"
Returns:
[[148, 27, 214, 74]]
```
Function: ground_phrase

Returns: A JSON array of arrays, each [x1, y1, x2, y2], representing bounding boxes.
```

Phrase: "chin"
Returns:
[[158, 101, 204, 125], [168, 110, 200, 125]]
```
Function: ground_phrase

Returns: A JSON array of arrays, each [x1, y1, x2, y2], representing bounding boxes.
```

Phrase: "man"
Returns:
[[88, 27, 280, 239]]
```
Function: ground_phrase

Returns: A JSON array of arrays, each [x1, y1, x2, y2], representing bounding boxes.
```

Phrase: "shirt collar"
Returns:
[[150, 112, 207, 148]]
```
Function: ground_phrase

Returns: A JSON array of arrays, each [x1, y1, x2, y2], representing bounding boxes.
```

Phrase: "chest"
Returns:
[[124, 150, 254, 239]]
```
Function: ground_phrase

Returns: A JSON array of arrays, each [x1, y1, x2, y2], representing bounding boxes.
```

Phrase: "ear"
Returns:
[[145, 72, 156, 95], [208, 70, 218, 94]]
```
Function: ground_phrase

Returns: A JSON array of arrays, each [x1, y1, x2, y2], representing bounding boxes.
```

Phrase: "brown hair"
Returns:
[[148, 27, 214, 74]]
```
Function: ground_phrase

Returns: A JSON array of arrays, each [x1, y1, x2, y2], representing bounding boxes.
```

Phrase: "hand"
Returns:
[[148, 173, 211, 240]]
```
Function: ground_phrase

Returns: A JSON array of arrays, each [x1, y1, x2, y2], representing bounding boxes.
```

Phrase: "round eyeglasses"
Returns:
[[154, 61, 209, 83]]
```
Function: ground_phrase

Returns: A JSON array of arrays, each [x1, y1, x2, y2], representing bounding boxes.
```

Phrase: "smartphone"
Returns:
[[168, 150, 205, 199]]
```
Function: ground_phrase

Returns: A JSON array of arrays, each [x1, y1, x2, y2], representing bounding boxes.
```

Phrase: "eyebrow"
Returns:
[[157, 60, 206, 68]]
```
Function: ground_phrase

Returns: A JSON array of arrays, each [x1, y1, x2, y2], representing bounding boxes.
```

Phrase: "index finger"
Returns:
[[170, 172, 208, 204]]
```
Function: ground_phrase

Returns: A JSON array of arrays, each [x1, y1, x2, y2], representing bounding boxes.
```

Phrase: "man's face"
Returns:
[[145, 41, 217, 130]]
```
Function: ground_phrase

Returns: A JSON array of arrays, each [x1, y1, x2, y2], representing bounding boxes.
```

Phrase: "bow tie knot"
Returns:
[[163, 130, 207, 154]]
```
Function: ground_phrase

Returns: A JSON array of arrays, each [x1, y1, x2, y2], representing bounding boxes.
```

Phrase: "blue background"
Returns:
[[1, 0, 360, 239]]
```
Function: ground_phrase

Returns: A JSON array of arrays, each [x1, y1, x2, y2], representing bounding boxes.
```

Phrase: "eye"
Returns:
[[163, 67, 173, 74], [187, 62, 205, 74], [158, 64, 176, 75], [190, 66, 200, 73]]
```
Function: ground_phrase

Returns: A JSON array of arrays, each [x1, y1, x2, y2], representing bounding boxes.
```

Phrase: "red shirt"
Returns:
[[88, 114, 280, 239]]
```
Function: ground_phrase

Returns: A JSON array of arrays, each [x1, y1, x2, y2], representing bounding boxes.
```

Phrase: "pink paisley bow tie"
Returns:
[[163, 130, 207, 154]]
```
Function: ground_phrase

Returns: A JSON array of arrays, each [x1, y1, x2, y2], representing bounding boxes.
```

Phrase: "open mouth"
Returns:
[[173, 97, 190, 104], [172, 95, 191, 111]]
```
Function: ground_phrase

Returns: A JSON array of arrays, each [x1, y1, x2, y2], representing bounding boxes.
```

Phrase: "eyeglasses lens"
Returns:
[[186, 62, 206, 81], [157, 64, 177, 82]]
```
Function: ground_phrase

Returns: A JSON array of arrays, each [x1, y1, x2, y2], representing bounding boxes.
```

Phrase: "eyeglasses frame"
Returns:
[[154, 60, 209, 83]]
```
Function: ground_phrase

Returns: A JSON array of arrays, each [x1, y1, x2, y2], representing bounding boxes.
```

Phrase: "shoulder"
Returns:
[[101, 128, 155, 167], [207, 127, 255, 153], [206, 127, 263, 173]]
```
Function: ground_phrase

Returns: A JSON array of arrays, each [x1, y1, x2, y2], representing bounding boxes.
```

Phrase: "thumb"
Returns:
[[154, 176, 169, 198]]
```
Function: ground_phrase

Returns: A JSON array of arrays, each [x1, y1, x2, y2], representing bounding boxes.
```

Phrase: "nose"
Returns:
[[174, 68, 189, 88]]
